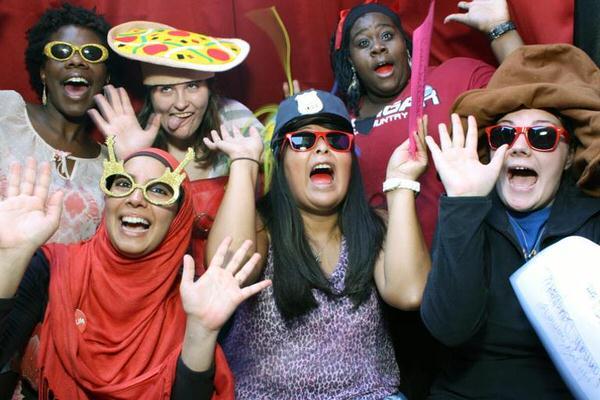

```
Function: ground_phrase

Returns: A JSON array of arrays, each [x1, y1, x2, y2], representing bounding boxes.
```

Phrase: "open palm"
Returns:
[[445, 0, 510, 32], [0, 159, 62, 251], [203, 125, 263, 162], [426, 114, 507, 197], [89, 85, 160, 158], [179, 238, 271, 332]]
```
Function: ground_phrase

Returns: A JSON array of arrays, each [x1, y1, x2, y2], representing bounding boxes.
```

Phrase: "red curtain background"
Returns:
[[0, 0, 573, 111]]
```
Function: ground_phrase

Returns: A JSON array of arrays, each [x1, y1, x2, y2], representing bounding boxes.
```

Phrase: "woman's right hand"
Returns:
[[0, 159, 63, 252], [89, 85, 160, 158], [426, 114, 507, 197]]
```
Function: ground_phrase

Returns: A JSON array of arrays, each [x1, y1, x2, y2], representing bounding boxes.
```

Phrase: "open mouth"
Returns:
[[508, 166, 538, 189], [374, 62, 394, 76], [167, 112, 193, 131], [63, 76, 90, 98], [309, 163, 334, 185], [121, 216, 151, 232]]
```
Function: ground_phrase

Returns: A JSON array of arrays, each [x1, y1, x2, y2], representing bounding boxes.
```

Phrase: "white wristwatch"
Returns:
[[382, 178, 420, 194]]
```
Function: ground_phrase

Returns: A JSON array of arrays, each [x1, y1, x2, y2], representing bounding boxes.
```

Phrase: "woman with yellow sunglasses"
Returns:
[[0, 3, 118, 246], [0, 4, 119, 398], [0, 143, 270, 399]]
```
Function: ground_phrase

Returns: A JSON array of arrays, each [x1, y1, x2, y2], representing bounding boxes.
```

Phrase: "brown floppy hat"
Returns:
[[452, 44, 600, 196]]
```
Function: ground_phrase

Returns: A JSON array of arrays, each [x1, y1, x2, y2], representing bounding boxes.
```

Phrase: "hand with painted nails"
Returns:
[[386, 115, 429, 181], [203, 125, 263, 163], [426, 114, 507, 197], [0, 158, 63, 251], [444, 0, 511, 33], [179, 237, 271, 333], [89, 85, 160, 159]]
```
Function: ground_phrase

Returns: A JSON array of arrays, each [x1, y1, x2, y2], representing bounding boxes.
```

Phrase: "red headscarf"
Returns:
[[37, 148, 234, 399]]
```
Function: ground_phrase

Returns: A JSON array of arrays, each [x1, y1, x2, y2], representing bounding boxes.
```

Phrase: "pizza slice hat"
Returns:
[[108, 21, 250, 85]]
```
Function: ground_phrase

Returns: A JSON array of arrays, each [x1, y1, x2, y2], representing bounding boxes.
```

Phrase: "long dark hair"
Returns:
[[330, 3, 412, 115], [138, 79, 222, 166], [258, 116, 386, 320]]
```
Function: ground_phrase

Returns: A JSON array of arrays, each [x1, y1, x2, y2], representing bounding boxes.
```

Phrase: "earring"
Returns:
[[347, 64, 360, 96], [407, 50, 412, 69], [42, 83, 47, 106]]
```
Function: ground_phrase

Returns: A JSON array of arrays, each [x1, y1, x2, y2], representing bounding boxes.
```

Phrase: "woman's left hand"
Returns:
[[179, 237, 271, 333], [444, 0, 511, 33], [204, 125, 263, 162], [386, 115, 429, 181]]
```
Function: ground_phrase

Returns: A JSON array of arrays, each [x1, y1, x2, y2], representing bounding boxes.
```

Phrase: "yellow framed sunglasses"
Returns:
[[43, 41, 109, 64], [100, 136, 194, 206]]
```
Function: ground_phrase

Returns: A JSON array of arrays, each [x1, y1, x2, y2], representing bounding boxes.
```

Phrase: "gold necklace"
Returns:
[[308, 230, 338, 263]]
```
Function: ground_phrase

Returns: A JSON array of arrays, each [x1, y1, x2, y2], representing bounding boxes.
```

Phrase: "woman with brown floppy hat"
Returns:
[[420, 44, 600, 398], [89, 21, 264, 273]]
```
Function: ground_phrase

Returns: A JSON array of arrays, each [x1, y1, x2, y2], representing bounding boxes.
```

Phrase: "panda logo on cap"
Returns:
[[295, 90, 324, 115]]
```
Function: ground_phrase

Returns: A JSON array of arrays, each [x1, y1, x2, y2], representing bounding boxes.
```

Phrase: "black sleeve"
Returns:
[[420, 196, 492, 347], [171, 356, 215, 400], [574, 0, 600, 66], [0, 250, 50, 367]]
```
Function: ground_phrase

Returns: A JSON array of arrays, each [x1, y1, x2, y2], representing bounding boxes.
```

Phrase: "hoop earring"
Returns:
[[407, 50, 412, 69], [42, 83, 47, 106], [347, 64, 360, 96]]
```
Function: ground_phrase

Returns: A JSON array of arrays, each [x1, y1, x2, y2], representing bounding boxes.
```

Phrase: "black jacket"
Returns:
[[421, 178, 600, 399]]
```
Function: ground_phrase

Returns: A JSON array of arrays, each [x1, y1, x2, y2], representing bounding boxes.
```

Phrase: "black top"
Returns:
[[0, 250, 214, 400], [421, 177, 600, 399], [574, 0, 600, 67]]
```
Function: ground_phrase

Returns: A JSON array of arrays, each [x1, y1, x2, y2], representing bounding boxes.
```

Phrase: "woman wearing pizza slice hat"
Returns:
[[89, 21, 264, 274]]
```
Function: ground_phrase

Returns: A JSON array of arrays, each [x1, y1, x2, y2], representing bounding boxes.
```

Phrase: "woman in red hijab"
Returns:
[[0, 138, 270, 399]]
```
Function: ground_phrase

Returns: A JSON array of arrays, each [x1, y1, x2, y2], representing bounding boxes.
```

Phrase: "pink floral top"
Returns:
[[0, 91, 105, 243]]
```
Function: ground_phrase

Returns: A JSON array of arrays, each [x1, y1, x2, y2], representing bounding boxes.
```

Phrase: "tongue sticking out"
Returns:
[[310, 173, 333, 185], [167, 115, 186, 131], [375, 64, 393, 75], [64, 84, 88, 98]]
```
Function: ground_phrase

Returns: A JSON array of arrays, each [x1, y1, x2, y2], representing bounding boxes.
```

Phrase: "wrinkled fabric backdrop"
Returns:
[[0, 0, 572, 112]]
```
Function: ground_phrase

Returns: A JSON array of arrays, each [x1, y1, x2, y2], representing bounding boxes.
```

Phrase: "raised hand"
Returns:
[[386, 115, 429, 181], [0, 159, 63, 252], [426, 114, 507, 197], [203, 125, 263, 162], [282, 79, 301, 98], [444, 0, 510, 33], [179, 237, 271, 332], [88, 85, 160, 158]]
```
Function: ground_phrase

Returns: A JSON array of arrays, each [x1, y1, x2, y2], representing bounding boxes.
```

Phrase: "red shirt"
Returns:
[[353, 57, 495, 247]]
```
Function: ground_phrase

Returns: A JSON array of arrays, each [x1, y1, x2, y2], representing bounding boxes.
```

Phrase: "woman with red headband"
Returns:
[[0, 139, 270, 399], [329, 2, 524, 397], [330, 0, 522, 247]]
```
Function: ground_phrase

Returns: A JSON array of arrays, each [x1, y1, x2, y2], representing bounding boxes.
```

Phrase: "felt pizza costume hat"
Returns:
[[108, 21, 250, 85]]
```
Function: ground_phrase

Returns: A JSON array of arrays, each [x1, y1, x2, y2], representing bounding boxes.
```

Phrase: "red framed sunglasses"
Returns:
[[281, 130, 354, 153], [484, 124, 570, 152]]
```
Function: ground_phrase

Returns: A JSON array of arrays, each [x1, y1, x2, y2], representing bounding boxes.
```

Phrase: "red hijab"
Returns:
[[37, 148, 234, 399]]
